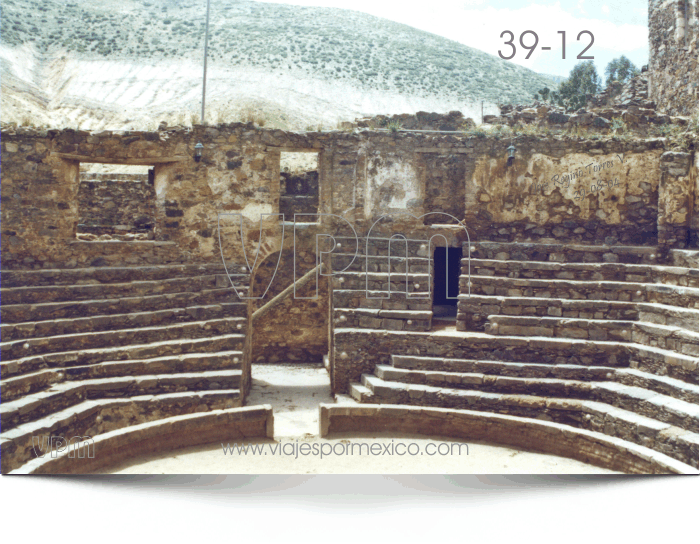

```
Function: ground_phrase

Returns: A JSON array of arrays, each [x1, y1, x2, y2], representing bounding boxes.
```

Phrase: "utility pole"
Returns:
[[201, 0, 211, 124]]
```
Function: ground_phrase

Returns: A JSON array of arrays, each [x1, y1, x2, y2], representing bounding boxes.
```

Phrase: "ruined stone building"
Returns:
[[1, 0, 698, 474]]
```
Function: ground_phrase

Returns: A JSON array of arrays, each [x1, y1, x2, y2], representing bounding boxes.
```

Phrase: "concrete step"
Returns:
[[468, 241, 658, 264], [462, 275, 699, 308], [358, 374, 697, 468], [462, 258, 698, 288], [0, 389, 240, 474], [0, 372, 241, 431], [0, 304, 247, 341], [1, 351, 244, 402], [0, 274, 250, 305], [373, 365, 699, 431], [1, 287, 248, 323], [333, 308, 432, 331], [390, 354, 699, 404], [1, 318, 247, 361], [1, 334, 246, 379], [1, 263, 248, 288]]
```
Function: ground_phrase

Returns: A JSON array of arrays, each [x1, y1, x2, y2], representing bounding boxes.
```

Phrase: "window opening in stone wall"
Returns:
[[77, 163, 156, 241], [432, 246, 462, 322], [279, 151, 320, 223]]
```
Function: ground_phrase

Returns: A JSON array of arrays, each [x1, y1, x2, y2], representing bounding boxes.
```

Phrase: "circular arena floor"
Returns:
[[102, 364, 619, 474]]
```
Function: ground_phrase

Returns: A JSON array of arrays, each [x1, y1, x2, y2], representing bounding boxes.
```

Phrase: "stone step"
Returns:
[[1, 334, 246, 379], [457, 295, 699, 333], [350, 382, 374, 403], [462, 259, 698, 288], [332, 289, 432, 311], [1, 287, 248, 323], [671, 249, 699, 268], [0, 390, 240, 474], [333, 308, 432, 331], [632, 322, 699, 357], [0, 303, 247, 341], [485, 316, 699, 357], [0, 274, 251, 305], [330, 252, 431, 274], [0, 372, 241, 431], [1, 351, 244, 402], [5, 240, 184, 271], [390, 355, 699, 404], [331, 236, 431, 258], [461, 275, 699, 308], [467, 241, 658, 264], [486, 315, 632, 341], [357, 374, 697, 468], [0, 317, 247, 361], [637, 303, 700, 332], [457, 294, 639, 331], [630, 343, 700, 384], [1, 263, 249, 288], [333, 271, 432, 293], [373, 365, 698, 431], [333, 328, 697, 387]]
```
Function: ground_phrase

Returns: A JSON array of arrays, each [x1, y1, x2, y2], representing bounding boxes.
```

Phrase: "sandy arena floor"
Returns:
[[105, 364, 619, 474]]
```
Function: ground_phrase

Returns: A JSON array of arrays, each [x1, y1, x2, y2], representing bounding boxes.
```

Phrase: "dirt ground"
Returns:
[[105, 364, 619, 474]]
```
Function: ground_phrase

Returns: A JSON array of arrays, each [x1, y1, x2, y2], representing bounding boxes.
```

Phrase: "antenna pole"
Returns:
[[201, 0, 211, 124]]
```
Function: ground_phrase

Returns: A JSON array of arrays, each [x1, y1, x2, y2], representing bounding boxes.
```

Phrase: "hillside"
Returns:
[[1, 0, 556, 131]]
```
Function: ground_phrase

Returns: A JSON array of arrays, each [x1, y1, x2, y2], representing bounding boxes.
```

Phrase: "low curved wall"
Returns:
[[319, 404, 696, 474], [12, 405, 274, 474]]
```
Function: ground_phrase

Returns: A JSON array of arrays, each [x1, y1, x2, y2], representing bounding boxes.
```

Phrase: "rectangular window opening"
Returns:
[[279, 151, 320, 223], [77, 163, 156, 241]]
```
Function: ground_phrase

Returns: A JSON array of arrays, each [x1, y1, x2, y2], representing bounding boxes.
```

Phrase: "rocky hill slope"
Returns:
[[1, 0, 555, 130]]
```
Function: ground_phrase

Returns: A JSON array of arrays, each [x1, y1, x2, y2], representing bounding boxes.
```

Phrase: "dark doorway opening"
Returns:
[[432, 246, 462, 320]]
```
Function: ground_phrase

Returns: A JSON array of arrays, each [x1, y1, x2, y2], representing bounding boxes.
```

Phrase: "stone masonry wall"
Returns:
[[649, 0, 699, 116], [77, 172, 156, 239], [250, 248, 329, 364], [2, 125, 694, 273]]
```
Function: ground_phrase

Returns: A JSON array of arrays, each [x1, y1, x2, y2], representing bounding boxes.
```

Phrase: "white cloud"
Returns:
[[602, 5, 610, 14]]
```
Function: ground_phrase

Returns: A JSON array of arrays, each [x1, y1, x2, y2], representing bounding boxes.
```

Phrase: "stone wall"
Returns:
[[250, 248, 329, 363], [3, 125, 694, 272], [77, 172, 156, 239], [649, 0, 699, 116]]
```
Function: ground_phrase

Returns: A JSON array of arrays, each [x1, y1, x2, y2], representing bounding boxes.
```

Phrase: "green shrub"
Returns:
[[387, 120, 402, 132]]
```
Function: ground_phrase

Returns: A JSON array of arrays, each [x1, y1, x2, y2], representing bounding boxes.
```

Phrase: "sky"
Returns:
[[254, 0, 649, 78]]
